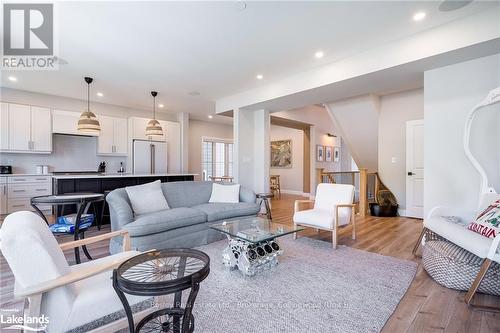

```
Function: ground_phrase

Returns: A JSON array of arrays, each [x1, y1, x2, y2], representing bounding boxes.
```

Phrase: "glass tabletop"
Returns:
[[210, 217, 304, 244]]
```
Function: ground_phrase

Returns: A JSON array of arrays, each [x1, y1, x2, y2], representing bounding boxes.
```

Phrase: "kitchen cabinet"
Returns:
[[97, 115, 128, 155], [129, 117, 167, 142], [31, 106, 52, 151], [0, 103, 9, 150], [6, 176, 52, 214], [1, 103, 52, 153], [0, 177, 7, 215], [9, 103, 31, 151]]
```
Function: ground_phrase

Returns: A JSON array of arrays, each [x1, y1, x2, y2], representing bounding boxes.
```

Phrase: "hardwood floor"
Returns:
[[1, 194, 499, 332]]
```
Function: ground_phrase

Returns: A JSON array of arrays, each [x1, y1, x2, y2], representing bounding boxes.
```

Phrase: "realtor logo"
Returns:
[[2, 3, 57, 70]]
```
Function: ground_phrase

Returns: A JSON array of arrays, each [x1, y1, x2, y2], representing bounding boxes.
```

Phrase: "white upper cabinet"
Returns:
[[9, 104, 31, 151], [0, 103, 9, 150], [129, 117, 167, 142], [1, 103, 51, 153], [30, 106, 52, 152], [97, 115, 128, 155]]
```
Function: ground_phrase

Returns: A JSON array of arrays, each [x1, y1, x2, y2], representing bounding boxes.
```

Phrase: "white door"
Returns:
[[9, 104, 31, 151], [0, 103, 9, 150], [31, 106, 52, 152], [97, 115, 114, 154], [113, 117, 128, 155], [406, 119, 424, 218]]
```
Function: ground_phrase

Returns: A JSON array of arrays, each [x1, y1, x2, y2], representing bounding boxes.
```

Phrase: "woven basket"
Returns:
[[422, 239, 500, 296]]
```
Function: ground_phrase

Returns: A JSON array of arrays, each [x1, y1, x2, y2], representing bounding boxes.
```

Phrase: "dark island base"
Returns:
[[53, 175, 194, 224]]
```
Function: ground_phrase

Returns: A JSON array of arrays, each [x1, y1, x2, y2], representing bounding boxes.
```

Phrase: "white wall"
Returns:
[[325, 95, 379, 172], [379, 88, 424, 212], [424, 54, 500, 215], [270, 125, 304, 193], [188, 119, 233, 181], [0, 88, 183, 174]]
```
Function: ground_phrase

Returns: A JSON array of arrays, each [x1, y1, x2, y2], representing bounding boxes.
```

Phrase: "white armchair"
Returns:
[[293, 183, 356, 249], [0, 211, 152, 333]]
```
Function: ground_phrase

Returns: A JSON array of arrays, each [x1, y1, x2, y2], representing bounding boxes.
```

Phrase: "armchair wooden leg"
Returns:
[[412, 227, 427, 256], [332, 228, 337, 249], [293, 225, 298, 240], [351, 209, 356, 240], [464, 259, 500, 312]]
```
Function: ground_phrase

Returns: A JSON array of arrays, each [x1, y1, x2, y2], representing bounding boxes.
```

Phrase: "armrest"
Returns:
[[60, 230, 131, 252], [294, 200, 314, 213], [14, 257, 127, 298], [487, 233, 500, 261], [426, 206, 475, 225]]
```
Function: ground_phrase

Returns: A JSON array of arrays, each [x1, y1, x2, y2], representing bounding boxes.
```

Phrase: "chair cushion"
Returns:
[[424, 216, 492, 258], [293, 209, 335, 229], [123, 208, 207, 237], [294, 207, 352, 229], [192, 202, 260, 222]]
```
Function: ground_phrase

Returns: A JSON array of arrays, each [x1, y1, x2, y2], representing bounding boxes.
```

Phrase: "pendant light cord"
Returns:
[[87, 81, 90, 116], [153, 95, 156, 120]]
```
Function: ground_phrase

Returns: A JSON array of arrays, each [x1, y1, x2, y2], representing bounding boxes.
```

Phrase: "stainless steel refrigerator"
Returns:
[[132, 139, 168, 174]]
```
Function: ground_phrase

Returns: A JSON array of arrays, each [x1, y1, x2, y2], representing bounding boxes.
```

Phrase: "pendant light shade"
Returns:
[[78, 77, 101, 134], [146, 91, 164, 137]]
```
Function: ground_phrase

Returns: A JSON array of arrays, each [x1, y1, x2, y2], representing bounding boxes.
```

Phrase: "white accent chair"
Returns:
[[0, 211, 152, 333], [413, 86, 500, 311], [293, 183, 356, 249]]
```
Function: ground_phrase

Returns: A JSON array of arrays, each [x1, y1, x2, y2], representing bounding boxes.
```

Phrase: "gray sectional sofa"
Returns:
[[106, 181, 260, 254]]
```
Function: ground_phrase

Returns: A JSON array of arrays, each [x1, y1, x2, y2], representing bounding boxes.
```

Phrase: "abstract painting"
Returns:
[[271, 140, 292, 168], [325, 146, 333, 162]]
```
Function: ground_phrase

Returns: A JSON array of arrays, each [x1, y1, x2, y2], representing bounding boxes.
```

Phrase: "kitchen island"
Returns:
[[52, 173, 197, 221]]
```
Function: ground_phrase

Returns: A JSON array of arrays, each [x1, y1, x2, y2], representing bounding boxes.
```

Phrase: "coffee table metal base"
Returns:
[[222, 236, 284, 276]]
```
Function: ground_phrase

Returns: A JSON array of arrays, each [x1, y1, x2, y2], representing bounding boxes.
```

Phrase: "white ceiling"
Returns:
[[1, 1, 497, 117]]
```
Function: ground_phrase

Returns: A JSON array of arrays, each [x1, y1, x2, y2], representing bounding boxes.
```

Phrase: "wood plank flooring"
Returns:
[[1, 194, 499, 332]]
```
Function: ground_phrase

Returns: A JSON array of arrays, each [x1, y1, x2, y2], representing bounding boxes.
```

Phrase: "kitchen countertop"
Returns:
[[51, 173, 198, 179]]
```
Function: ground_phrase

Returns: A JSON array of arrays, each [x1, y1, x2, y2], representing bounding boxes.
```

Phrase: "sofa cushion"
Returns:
[[123, 207, 207, 237], [209, 183, 240, 203], [125, 180, 169, 215], [192, 202, 261, 222], [161, 181, 214, 208]]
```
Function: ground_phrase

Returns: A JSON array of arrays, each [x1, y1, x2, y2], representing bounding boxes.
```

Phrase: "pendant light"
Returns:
[[77, 77, 101, 134], [145, 91, 164, 137]]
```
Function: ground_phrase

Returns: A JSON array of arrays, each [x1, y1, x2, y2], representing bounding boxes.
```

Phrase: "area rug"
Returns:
[[183, 236, 417, 333]]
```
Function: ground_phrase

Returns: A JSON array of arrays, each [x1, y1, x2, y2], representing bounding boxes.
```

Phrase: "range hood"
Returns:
[[52, 110, 99, 137]]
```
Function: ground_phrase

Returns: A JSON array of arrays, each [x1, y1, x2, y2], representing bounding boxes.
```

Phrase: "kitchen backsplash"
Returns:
[[0, 134, 127, 174]]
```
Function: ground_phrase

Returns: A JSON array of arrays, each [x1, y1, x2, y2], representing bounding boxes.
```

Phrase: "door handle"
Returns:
[[408, 172, 414, 176]]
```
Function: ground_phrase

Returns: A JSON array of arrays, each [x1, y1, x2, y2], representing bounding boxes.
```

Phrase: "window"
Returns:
[[202, 138, 234, 180]]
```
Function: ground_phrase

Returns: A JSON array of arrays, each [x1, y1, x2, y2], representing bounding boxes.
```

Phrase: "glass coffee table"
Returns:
[[210, 217, 304, 276]]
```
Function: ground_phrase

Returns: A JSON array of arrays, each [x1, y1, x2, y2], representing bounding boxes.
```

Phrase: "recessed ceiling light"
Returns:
[[158, 104, 164, 108], [96, 92, 103, 97], [208, 115, 213, 119], [256, 74, 263, 80], [8, 76, 17, 82], [413, 11, 426, 21], [315, 51, 324, 59]]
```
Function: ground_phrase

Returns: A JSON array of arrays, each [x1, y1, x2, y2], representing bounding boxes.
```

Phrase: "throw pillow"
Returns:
[[125, 180, 169, 215], [467, 199, 500, 238], [209, 183, 240, 203]]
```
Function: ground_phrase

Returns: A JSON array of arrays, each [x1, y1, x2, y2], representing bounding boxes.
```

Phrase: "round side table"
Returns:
[[31, 193, 104, 264], [113, 248, 210, 333], [256, 193, 274, 220]]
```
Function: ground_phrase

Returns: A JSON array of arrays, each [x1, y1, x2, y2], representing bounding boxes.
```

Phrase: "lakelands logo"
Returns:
[[2, 3, 58, 70], [1, 312, 49, 332]]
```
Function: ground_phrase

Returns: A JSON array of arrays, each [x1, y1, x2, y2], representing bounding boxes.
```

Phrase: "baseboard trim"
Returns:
[[398, 209, 407, 216], [280, 189, 310, 197]]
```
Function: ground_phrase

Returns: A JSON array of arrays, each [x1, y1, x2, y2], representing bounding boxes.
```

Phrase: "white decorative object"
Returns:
[[413, 86, 500, 310], [209, 183, 240, 203], [0, 211, 151, 332], [125, 180, 169, 215], [293, 183, 356, 249]]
